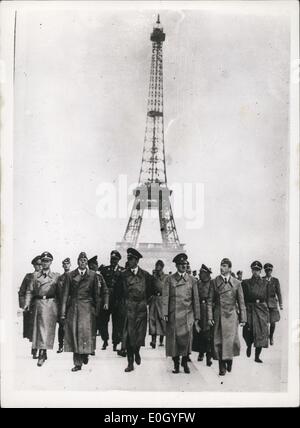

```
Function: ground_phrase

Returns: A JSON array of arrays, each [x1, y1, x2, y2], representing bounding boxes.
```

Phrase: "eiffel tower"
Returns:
[[116, 15, 185, 271]]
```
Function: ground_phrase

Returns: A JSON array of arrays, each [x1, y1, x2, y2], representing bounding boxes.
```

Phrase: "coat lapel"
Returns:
[[174, 271, 186, 287], [215, 275, 232, 294]]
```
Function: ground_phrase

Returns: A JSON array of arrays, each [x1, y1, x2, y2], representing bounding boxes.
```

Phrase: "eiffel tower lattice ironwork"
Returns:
[[117, 16, 185, 260]]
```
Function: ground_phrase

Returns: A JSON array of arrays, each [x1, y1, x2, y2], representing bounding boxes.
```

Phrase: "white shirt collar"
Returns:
[[78, 268, 87, 275], [177, 271, 186, 279], [131, 266, 138, 275], [221, 274, 231, 281]]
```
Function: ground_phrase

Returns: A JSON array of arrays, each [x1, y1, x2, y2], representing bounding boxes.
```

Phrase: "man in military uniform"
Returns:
[[163, 253, 200, 374], [192, 264, 213, 366], [18, 255, 42, 358], [56, 257, 71, 353], [24, 252, 60, 367], [99, 250, 125, 351], [119, 248, 154, 372], [263, 263, 283, 345], [88, 255, 109, 355], [61, 252, 106, 371], [242, 261, 269, 363], [207, 258, 246, 376], [149, 260, 167, 348]]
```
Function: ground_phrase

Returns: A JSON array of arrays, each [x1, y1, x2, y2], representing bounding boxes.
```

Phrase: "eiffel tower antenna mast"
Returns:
[[116, 15, 185, 268]]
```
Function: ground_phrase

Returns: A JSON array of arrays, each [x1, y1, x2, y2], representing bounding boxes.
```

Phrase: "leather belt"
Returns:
[[35, 295, 55, 300]]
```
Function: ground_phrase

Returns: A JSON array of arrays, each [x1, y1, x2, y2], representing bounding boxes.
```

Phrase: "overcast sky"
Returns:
[[13, 4, 291, 288]]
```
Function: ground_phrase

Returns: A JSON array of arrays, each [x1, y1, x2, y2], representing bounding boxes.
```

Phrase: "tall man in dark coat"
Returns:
[[119, 248, 154, 372], [163, 253, 200, 374], [263, 263, 283, 346], [99, 250, 125, 351], [192, 264, 213, 366], [56, 257, 71, 354], [207, 258, 247, 376], [61, 252, 108, 372], [242, 261, 269, 363], [149, 260, 167, 348], [18, 255, 42, 358], [24, 252, 60, 367]]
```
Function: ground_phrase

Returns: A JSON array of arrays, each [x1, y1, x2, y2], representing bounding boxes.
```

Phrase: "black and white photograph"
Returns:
[[0, 0, 299, 408]]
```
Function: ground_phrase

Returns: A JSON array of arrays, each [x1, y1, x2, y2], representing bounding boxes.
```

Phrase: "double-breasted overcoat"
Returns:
[[242, 276, 269, 348], [207, 275, 246, 360], [25, 270, 60, 349], [120, 267, 154, 351], [61, 268, 104, 354], [163, 272, 200, 358]]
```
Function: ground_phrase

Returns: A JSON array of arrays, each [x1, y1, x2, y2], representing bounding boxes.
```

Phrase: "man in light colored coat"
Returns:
[[24, 252, 60, 367], [207, 258, 247, 376], [163, 253, 200, 374]]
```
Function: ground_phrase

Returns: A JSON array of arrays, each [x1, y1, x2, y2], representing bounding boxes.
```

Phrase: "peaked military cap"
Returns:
[[40, 251, 53, 261], [111, 250, 122, 260], [88, 255, 98, 264], [155, 259, 164, 267], [251, 260, 262, 270], [264, 263, 273, 270], [172, 253, 188, 264], [127, 248, 143, 260], [200, 264, 212, 274], [220, 258, 232, 268], [31, 255, 42, 265], [78, 252, 88, 260], [62, 257, 70, 264]]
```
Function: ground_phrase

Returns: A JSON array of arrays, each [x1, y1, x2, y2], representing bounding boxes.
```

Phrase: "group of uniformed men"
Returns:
[[18, 249, 283, 376]]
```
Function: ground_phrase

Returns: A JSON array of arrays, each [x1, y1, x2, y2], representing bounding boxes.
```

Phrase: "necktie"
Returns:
[[81, 271, 84, 277], [224, 277, 227, 283]]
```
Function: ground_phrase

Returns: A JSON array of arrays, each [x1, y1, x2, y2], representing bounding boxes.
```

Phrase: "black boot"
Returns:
[[226, 359, 233, 373], [198, 352, 204, 361], [113, 344, 118, 352], [150, 335, 156, 349], [255, 347, 263, 363], [172, 356, 180, 374], [57, 346, 63, 353], [182, 356, 190, 374], [125, 354, 134, 372], [270, 323, 275, 345], [117, 349, 127, 357], [32, 348, 38, 359], [37, 349, 46, 367], [134, 349, 141, 365], [218, 360, 226, 376], [82, 355, 89, 365], [206, 353, 212, 367], [159, 336, 164, 346], [246, 345, 252, 357], [102, 340, 108, 350]]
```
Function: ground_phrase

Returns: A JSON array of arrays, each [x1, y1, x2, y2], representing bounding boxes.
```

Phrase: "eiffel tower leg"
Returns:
[[122, 197, 144, 247], [159, 193, 180, 247]]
